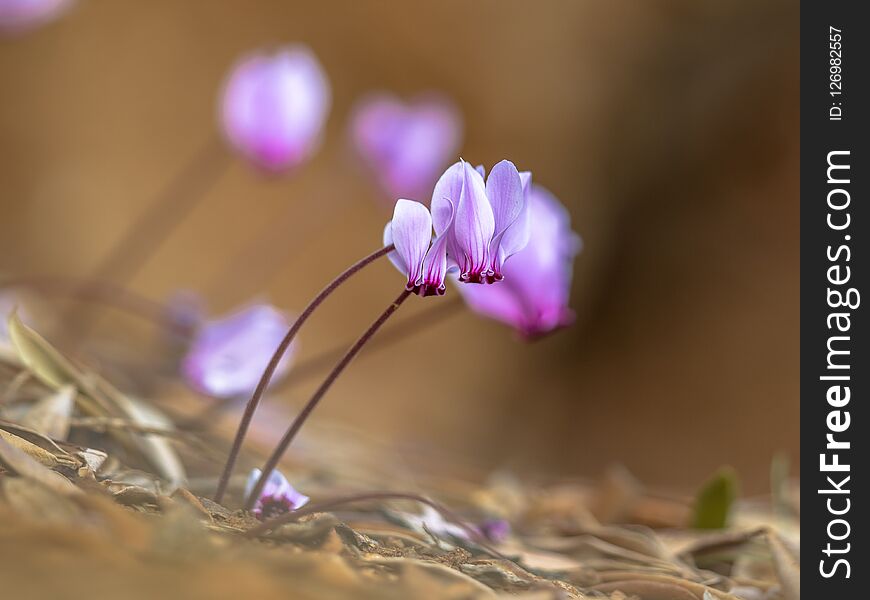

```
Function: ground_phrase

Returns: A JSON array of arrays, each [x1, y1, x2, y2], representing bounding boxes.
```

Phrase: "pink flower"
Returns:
[[431, 160, 530, 283], [244, 468, 309, 520], [181, 304, 296, 398], [351, 93, 462, 202], [383, 199, 454, 297], [478, 518, 511, 543], [458, 181, 581, 338], [0, 0, 72, 34], [219, 46, 331, 172]]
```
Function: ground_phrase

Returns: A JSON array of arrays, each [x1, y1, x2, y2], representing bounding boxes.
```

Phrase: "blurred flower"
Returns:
[[351, 93, 462, 202], [400, 505, 469, 541], [458, 182, 581, 338], [219, 45, 331, 172], [397, 506, 508, 545], [384, 198, 454, 297], [165, 289, 206, 332], [432, 160, 529, 283], [245, 468, 309, 520], [181, 303, 295, 398], [478, 518, 511, 543], [0, 0, 72, 34]]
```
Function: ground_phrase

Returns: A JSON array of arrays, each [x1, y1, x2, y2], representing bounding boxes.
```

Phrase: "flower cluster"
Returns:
[[384, 159, 531, 295], [383, 159, 581, 337]]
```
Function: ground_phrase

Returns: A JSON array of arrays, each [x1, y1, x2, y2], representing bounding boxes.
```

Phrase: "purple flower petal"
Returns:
[[0, 0, 72, 34], [452, 161, 495, 282], [351, 93, 462, 202], [485, 160, 526, 277], [494, 170, 533, 274], [245, 468, 309, 520], [181, 304, 295, 398], [386, 199, 433, 289], [458, 184, 581, 337], [479, 518, 511, 543], [219, 45, 331, 172], [420, 199, 455, 296], [431, 162, 464, 233]]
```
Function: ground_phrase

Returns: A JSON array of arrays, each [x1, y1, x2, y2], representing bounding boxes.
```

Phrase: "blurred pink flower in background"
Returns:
[[0, 0, 72, 34], [219, 45, 331, 172], [458, 181, 581, 338], [244, 468, 309, 520], [351, 93, 462, 202], [181, 303, 296, 398]]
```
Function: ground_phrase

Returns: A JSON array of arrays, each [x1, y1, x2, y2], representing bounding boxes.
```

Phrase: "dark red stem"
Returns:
[[212, 245, 395, 503], [243, 288, 412, 510]]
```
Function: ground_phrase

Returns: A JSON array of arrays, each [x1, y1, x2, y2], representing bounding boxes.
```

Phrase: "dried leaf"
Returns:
[[119, 396, 186, 487], [6, 310, 74, 389], [75, 447, 108, 475], [1, 477, 84, 523], [593, 573, 742, 600], [0, 428, 66, 469], [7, 312, 185, 485], [0, 435, 81, 496], [766, 532, 799, 600], [0, 420, 79, 469], [19, 384, 75, 439]]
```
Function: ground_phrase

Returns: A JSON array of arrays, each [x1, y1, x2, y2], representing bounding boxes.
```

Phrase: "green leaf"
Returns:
[[691, 467, 738, 530]]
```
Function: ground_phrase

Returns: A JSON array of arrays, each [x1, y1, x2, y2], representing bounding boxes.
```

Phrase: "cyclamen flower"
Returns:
[[458, 182, 581, 338], [383, 199, 454, 297], [479, 518, 511, 543], [181, 304, 296, 398], [431, 160, 530, 284], [0, 0, 72, 34], [351, 93, 462, 202], [219, 45, 331, 172], [245, 468, 309, 520]]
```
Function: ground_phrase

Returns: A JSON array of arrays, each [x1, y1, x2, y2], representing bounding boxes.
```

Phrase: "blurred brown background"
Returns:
[[0, 0, 798, 494]]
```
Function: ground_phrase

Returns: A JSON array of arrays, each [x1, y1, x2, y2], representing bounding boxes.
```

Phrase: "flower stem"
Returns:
[[243, 490, 504, 557], [67, 137, 230, 339], [277, 296, 462, 390], [0, 275, 195, 337], [212, 245, 395, 503], [242, 288, 412, 510], [204, 192, 350, 304], [180, 297, 461, 432]]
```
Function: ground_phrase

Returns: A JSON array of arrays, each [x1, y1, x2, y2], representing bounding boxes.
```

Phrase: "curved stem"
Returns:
[[204, 192, 349, 304], [243, 490, 504, 558], [243, 288, 412, 510], [179, 297, 461, 432], [67, 137, 230, 339], [0, 275, 195, 337], [276, 296, 462, 391], [212, 245, 395, 503]]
